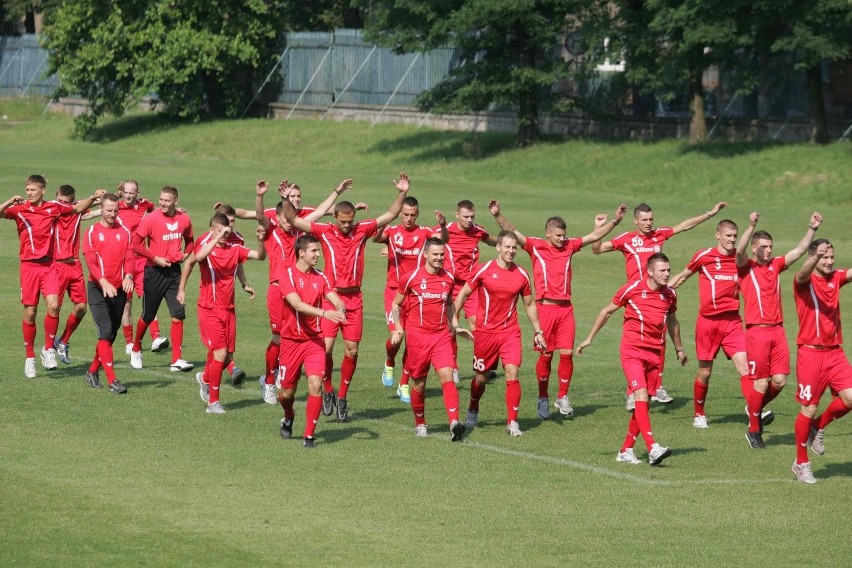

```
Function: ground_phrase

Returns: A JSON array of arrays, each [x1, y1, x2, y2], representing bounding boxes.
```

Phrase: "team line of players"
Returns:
[[2, 175, 849, 481]]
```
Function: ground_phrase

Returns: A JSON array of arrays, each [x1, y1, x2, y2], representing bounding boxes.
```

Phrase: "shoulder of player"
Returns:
[[691, 247, 716, 261]]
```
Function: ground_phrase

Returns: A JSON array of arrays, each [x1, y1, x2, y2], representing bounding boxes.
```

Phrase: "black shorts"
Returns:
[[141, 264, 185, 322], [88, 282, 127, 342]]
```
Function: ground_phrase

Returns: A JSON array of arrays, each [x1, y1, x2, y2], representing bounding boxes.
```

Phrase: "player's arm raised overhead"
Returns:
[[254, 179, 273, 231], [306, 179, 354, 222], [580, 204, 628, 247], [374, 173, 410, 228], [735, 211, 760, 268], [434, 210, 449, 242], [246, 225, 266, 262], [72, 188, 106, 214], [784, 212, 822, 267], [671, 201, 727, 235], [795, 240, 829, 285], [666, 312, 688, 366], [281, 193, 313, 233], [576, 301, 621, 354], [488, 200, 527, 246]]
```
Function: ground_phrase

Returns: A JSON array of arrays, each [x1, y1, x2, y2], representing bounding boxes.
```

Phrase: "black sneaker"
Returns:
[[85, 371, 102, 389], [487, 370, 498, 381], [230, 366, 246, 386], [322, 391, 336, 416], [450, 419, 466, 442], [280, 418, 293, 440], [336, 397, 348, 422], [760, 410, 775, 431], [745, 430, 766, 449], [303, 436, 316, 448], [109, 379, 128, 394]]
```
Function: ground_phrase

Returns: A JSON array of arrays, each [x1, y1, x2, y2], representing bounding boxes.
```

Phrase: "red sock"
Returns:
[[265, 340, 279, 385], [794, 412, 812, 464], [400, 349, 410, 386], [620, 414, 640, 452], [633, 400, 656, 450], [149, 318, 161, 339], [60, 313, 83, 343], [506, 380, 521, 423], [96, 339, 117, 383], [442, 381, 460, 423], [207, 358, 224, 404], [385, 338, 401, 368], [693, 379, 708, 416], [89, 346, 102, 374], [762, 382, 783, 407], [43, 313, 59, 350], [411, 387, 426, 426], [304, 395, 322, 438], [338, 354, 357, 398], [22, 320, 36, 357], [817, 396, 852, 430], [469, 379, 486, 412], [739, 375, 751, 400], [122, 324, 134, 344], [746, 386, 764, 433], [170, 320, 184, 363], [324, 352, 334, 381], [536, 353, 552, 398], [281, 394, 295, 421], [133, 318, 149, 352], [557, 354, 574, 398]]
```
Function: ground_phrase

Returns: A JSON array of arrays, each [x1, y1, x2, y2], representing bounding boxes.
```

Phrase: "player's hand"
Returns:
[[122, 276, 134, 295], [243, 285, 256, 300], [393, 173, 409, 193], [100, 279, 118, 298], [594, 213, 608, 228], [212, 201, 223, 210], [256, 225, 266, 240], [177, 289, 186, 305], [809, 212, 823, 229], [11, 195, 24, 204], [614, 204, 627, 222], [354, 201, 369, 212], [749, 211, 760, 226], [488, 200, 500, 216], [434, 210, 446, 226], [710, 201, 728, 215], [814, 242, 829, 259], [325, 309, 346, 324], [154, 257, 172, 268], [390, 329, 404, 345], [533, 333, 547, 351], [455, 327, 474, 341], [278, 179, 292, 199], [336, 179, 353, 194], [256, 180, 268, 196], [677, 350, 688, 366], [576, 339, 592, 355]]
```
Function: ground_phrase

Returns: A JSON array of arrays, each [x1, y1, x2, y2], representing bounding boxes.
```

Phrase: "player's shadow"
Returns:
[[569, 403, 610, 419], [227, 398, 267, 410], [708, 412, 750, 427], [671, 446, 709, 457], [354, 406, 408, 421], [650, 398, 689, 413], [316, 426, 379, 445], [817, 461, 852, 480], [764, 432, 795, 447]]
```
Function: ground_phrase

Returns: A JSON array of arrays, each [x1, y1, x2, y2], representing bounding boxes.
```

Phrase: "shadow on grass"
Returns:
[[677, 140, 787, 159], [85, 113, 189, 143], [227, 398, 266, 410], [366, 130, 520, 163], [818, 461, 852, 480], [571, 403, 610, 419], [672, 446, 709, 456], [650, 398, 689, 414], [317, 426, 379, 445], [356, 406, 408, 421]]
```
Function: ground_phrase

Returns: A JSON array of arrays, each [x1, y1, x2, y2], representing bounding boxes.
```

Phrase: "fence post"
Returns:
[[320, 45, 377, 122], [372, 52, 421, 128], [286, 45, 334, 120]]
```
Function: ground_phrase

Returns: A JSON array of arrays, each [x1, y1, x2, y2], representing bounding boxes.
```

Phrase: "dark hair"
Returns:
[[26, 174, 47, 188], [457, 200, 475, 211], [808, 238, 832, 256], [545, 216, 566, 231], [57, 184, 76, 198], [634, 203, 652, 218], [717, 219, 737, 232], [423, 236, 445, 252], [296, 234, 320, 253], [209, 212, 231, 227], [497, 229, 518, 245], [160, 186, 178, 198], [334, 201, 356, 215], [751, 230, 773, 245], [646, 252, 670, 269], [402, 196, 419, 208]]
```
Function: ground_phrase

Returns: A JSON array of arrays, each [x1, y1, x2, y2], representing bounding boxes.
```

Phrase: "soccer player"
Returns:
[[130, 186, 195, 372], [374, 196, 448, 402], [452, 230, 546, 437], [490, 200, 627, 419], [390, 237, 467, 440], [577, 253, 685, 466], [283, 174, 410, 422], [790, 239, 852, 484], [670, 219, 749, 429], [81, 193, 134, 394], [276, 235, 346, 447], [179, 213, 265, 413], [735, 211, 822, 449], [592, 200, 727, 407], [0, 175, 103, 378]]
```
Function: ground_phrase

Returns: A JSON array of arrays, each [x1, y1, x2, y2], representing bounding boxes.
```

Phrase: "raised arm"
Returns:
[[735, 211, 759, 268], [795, 241, 829, 285], [246, 225, 267, 261], [581, 204, 627, 247], [374, 173, 410, 228], [255, 180, 272, 231], [0, 195, 23, 215], [666, 313, 688, 366], [671, 201, 727, 235], [489, 200, 526, 246], [73, 189, 105, 214], [281, 196, 312, 233], [576, 302, 621, 355], [434, 211, 449, 243], [784, 212, 822, 267]]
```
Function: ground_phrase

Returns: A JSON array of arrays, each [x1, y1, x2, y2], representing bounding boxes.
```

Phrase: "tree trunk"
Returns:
[[807, 64, 829, 145], [688, 67, 707, 143], [24, 9, 35, 34], [517, 88, 540, 148]]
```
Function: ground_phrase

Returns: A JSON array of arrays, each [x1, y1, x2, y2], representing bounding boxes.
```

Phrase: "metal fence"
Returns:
[[0, 34, 57, 97]]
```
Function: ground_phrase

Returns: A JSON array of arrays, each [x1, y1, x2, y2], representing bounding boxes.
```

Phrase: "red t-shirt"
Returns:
[[309, 220, 378, 288], [117, 198, 155, 234], [609, 227, 675, 282], [196, 231, 250, 309], [383, 224, 438, 290], [4, 199, 75, 261], [83, 222, 135, 288], [738, 256, 788, 326], [446, 222, 490, 282], [53, 207, 85, 262], [613, 279, 678, 350], [686, 247, 740, 317], [133, 209, 194, 266], [794, 268, 849, 347], [467, 260, 532, 333], [278, 265, 333, 340], [398, 266, 455, 334], [264, 224, 301, 283], [522, 236, 583, 301]]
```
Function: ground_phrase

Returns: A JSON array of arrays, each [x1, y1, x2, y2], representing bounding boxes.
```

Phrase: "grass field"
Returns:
[[1, 99, 851, 566]]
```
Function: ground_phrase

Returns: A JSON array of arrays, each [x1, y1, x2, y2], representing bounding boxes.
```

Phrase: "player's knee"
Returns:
[[73, 304, 87, 317], [559, 349, 573, 358], [170, 310, 185, 321], [771, 375, 786, 389], [212, 348, 227, 361]]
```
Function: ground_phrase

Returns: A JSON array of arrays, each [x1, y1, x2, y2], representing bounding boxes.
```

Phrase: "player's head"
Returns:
[[750, 230, 773, 264], [809, 238, 834, 276], [456, 200, 475, 230], [101, 193, 120, 226], [118, 180, 139, 205], [275, 200, 293, 231], [633, 203, 654, 235], [715, 219, 738, 253], [496, 230, 519, 264], [287, 184, 303, 210], [334, 201, 357, 234], [295, 234, 321, 266], [158, 186, 179, 214], [25, 174, 47, 203], [544, 216, 567, 247], [210, 212, 232, 245], [646, 252, 671, 287], [423, 237, 445, 270], [215, 203, 237, 226], [56, 184, 76, 203], [400, 196, 420, 228]]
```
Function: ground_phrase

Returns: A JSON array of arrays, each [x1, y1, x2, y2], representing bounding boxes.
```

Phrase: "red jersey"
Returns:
[[613, 279, 678, 350], [133, 209, 194, 266], [468, 260, 532, 333], [794, 268, 849, 347], [3, 199, 75, 261], [196, 231, 250, 309], [264, 205, 315, 228], [446, 222, 490, 282], [686, 247, 740, 317], [609, 227, 675, 282], [117, 198, 155, 234], [383, 224, 438, 289], [398, 266, 455, 333], [522, 236, 583, 301], [309, 220, 378, 288], [83, 222, 135, 288], [279, 265, 333, 340], [53, 207, 85, 261], [264, 224, 301, 283], [738, 256, 788, 325]]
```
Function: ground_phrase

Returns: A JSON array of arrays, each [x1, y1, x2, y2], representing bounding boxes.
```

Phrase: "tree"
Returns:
[[359, 1, 595, 147], [1, 0, 59, 34]]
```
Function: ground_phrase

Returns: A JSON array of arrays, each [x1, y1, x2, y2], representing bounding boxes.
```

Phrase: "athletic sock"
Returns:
[[762, 382, 783, 407], [337, 354, 357, 398], [411, 387, 426, 426], [633, 400, 656, 451], [60, 313, 83, 343], [133, 317, 149, 352], [441, 381, 460, 422], [794, 412, 812, 464], [226, 360, 235, 375], [535, 353, 552, 398], [620, 414, 640, 452], [96, 339, 117, 383], [557, 353, 574, 398], [739, 375, 752, 400], [385, 338, 401, 368], [505, 380, 521, 423], [22, 320, 36, 357], [304, 395, 322, 438], [747, 386, 764, 432], [265, 340, 280, 385], [469, 379, 486, 412], [693, 379, 709, 416], [122, 324, 134, 345], [89, 346, 102, 374], [816, 396, 852, 430], [207, 359, 225, 404], [170, 320, 184, 363], [281, 393, 295, 421], [149, 318, 161, 339], [43, 313, 59, 350]]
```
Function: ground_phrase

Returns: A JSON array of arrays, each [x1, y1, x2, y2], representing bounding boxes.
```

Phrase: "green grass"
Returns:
[[1, 102, 851, 566]]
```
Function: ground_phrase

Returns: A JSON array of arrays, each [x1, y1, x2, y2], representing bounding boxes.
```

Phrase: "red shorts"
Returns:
[[198, 306, 236, 352], [453, 281, 478, 321], [794, 346, 852, 405], [694, 312, 746, 361], [267, 282, 284, 334], [473, 328, 522, 373], [54, 260, 87, 305], [132, 256, 146, 297], [20, 259, 58, 306], [620, 344, 663, 395], [322, 290, 363, 342], [278, 336, 326, 389], [536, 302, 575, 352], [746, 325, 790, 378], [405, 329, 456, 378]]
